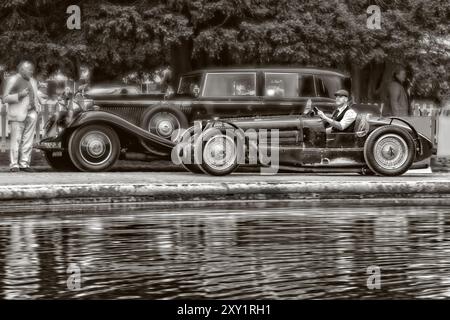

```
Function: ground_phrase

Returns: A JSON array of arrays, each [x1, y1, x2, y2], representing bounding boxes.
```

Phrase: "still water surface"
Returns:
[[1, 203, 450, 299]]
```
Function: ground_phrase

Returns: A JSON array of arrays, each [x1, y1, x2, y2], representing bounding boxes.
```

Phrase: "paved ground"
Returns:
[[0, 167, 446, 186]]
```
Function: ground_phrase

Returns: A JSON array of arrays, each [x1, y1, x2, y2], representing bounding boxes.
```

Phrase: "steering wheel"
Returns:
[[308, 107, 318, 118]]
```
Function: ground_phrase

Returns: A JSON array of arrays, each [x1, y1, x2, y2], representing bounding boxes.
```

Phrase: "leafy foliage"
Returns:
[[0, 0, 448, 99]]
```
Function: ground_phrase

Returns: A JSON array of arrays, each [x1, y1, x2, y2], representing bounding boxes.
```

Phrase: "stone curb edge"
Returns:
[[1, 180, 450, 201]]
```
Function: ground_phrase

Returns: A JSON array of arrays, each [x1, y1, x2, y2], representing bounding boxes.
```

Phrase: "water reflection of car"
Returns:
[[35, 67, 400, 172]]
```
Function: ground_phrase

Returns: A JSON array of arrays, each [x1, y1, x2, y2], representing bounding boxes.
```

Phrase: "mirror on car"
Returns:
[[164, 86, 175, 100]]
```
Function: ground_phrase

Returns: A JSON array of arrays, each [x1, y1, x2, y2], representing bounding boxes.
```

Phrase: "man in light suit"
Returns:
[[2, 61, 42, 172]]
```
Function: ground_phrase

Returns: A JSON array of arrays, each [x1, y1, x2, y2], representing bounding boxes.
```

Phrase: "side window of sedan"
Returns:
[[316, 75, 347, 98], [264, 73, 298, 98], [203, 73, 256, 97], [178, 74, 202, 96], [298, 75, 316, 97]]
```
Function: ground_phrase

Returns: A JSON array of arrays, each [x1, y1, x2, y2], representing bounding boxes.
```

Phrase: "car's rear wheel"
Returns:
[[363, 126, 415, 176], [197, 128, 239, 176], [68, 124, 120, 172], [43, 151, 77, 171]]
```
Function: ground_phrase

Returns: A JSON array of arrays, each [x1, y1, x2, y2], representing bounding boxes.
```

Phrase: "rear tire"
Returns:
[[68, 124, 120, 172], [363, 126, 415, 176]]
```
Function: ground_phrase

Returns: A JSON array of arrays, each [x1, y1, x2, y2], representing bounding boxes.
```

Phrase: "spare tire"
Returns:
[[140, 104, 188, 156], [140, 104, 189, 140], [363, 126, 415, 176]]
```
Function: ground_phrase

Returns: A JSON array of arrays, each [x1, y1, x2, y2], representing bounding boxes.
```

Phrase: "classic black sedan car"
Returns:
[[173, 112, 434, 176], [35, 67, 418, 172]]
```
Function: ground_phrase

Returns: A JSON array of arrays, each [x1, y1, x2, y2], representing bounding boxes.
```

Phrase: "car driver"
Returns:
[[316, 89, 357, 134]]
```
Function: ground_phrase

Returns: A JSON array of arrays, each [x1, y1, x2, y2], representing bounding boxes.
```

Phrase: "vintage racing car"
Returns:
[[172, 110, 434, 176]]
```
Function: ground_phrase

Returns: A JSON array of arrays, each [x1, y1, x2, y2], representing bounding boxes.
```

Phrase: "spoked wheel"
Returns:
[[364, 126, 415, 176], [68, 124, 120, 172], [140, 105, 188, 157], [43, 151, 77, 171], [196, 128, 240, 176], [148, 112, 181, 139]]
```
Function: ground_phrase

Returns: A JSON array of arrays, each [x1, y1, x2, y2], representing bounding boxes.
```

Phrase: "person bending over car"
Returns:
[[316, 89, 357, 134]]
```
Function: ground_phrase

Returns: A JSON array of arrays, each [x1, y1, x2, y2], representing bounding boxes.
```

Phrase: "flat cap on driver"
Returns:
[[334, 89, 349, 97]]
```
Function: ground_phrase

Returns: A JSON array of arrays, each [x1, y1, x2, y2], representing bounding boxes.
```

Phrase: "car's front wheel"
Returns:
[[68, 124, 120, 172], [363, 126, 415, 176], [197, 128, 239, 176]]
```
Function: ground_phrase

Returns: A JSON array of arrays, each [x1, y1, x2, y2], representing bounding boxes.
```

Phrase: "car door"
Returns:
[[198, 72, 262, 119]]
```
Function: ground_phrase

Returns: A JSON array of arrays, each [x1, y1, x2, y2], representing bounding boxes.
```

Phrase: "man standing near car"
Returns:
[[2, 61, 42, 172], [317, 89, 357, 134], [384, 67, 411, 116], [160, 65, 173, 93]]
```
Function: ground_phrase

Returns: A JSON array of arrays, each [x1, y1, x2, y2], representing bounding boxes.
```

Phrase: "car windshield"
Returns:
[[178, 74, 202, 96]]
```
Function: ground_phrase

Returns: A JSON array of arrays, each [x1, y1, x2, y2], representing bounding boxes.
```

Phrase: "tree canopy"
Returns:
[[0, 0, 448, 101]]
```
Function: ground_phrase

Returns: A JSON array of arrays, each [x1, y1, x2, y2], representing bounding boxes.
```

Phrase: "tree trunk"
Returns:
[[352, 60, 398, 105], [350, 63, 362, 103], [171, 40, 192, 88]]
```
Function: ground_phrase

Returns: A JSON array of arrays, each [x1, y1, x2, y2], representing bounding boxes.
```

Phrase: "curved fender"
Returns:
[[387, 117, 425, 156], [69, 111, 175, 148]]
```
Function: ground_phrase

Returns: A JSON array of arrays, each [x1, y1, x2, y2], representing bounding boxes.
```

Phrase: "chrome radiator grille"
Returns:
[[99, 105, 148, 126]]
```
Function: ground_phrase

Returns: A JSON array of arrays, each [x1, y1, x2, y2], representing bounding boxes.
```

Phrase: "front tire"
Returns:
[[68, 124, 120, 172], [363, 126, 415, 176], [196, 128, 240, 176]]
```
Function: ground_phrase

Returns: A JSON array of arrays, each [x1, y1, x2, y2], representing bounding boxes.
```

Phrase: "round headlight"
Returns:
[[83, 99, 94, 110]]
